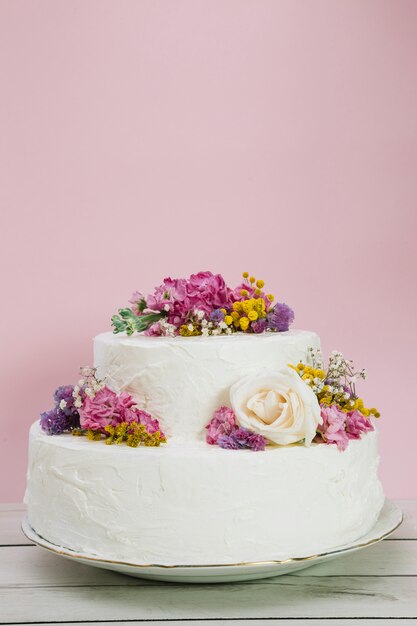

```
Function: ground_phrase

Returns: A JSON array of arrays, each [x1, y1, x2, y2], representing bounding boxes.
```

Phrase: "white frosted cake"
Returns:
[[25, 272, 385, 566]]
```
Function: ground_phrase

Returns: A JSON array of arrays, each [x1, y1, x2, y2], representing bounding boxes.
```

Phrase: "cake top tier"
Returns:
[[94, 329, 320, 440], [111, 271, 295, 338]]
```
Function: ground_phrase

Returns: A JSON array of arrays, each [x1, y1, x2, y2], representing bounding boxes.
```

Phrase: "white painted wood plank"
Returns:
[[2, 537, 417, 589], [1, 577, 416, 622], [23, 622, 417, 626]]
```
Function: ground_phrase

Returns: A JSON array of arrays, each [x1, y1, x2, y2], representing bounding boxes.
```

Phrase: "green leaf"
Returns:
[[111, 309, 165, 335]]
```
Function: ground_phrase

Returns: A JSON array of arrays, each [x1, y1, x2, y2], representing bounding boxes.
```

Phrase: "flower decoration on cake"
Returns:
[[111, 271, 294, 337], [206, 349, 379, 452], [40, 367, 166, 447]]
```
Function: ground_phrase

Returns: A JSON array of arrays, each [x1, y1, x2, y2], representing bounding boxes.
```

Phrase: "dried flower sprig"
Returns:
[[292, 348, 379, 418]]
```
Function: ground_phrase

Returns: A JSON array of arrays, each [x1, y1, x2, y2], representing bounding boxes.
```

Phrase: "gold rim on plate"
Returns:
[[21, 507, 403, 570]]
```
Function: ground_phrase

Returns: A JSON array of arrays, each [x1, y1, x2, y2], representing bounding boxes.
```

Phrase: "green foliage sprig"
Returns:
[[111, 308, 165, 336]]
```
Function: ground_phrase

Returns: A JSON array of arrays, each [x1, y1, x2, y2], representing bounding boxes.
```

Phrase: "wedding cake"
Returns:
[[25, 272, 384, 566]]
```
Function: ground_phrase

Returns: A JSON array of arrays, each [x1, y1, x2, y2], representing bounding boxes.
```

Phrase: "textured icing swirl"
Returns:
[[25, 422, 384, 565]]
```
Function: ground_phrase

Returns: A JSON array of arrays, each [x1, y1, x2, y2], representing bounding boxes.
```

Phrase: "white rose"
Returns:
[[230, 367, 322, 446]]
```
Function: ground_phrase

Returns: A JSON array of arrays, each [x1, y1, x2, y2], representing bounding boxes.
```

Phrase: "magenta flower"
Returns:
[[135, 408, 165, 435], [206, 406, 237, 445], [346, 410, 374, 440], [251, 318, 268, 334], [228, 428, 267, 451], [129, 291, 145, 314], [317, 404, 349, 451], [147, 278, 189, 312], [145, 322, 163, 336], [79, 386, 121, 432], [79, 386, 166, 437], [187, 271, 233, 314]]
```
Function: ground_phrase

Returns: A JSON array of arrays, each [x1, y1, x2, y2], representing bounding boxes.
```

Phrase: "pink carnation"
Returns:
[[145, 322, 163, 336], [346, 410, 374, 439], [317, 404, 349, 451], [186, 271, 232, 314], [79, 386, 125, 432], [79, 387, 165, 437], [135, 408, 164, 435], [206, 406, 237, 445]]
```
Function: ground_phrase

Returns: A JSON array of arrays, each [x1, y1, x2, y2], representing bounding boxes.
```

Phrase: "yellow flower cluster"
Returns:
[[104, 422, 167, 447], [178, 324, 201, 337], [291, 362, 380, 418], [73, 423, 167, 447], [241, 272, 275, 303], [228, 297, 267, 331], [292, 362, 326, 382]]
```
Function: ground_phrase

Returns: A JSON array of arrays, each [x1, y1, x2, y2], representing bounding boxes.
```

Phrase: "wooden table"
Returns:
[[1, 501, 416, 624]]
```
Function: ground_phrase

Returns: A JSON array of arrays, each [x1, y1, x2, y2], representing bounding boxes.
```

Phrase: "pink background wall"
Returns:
[[1, 0, 416, 502]]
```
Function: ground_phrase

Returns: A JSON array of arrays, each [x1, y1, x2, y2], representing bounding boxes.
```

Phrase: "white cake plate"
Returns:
[[22, 499, 402, 584]]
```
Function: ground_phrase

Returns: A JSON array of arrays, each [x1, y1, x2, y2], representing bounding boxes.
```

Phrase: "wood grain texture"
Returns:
[[1, 539, 417, 589], [1, 577, 417, 622], [15, 623, 417, 626], [0, 501, 416, 624]]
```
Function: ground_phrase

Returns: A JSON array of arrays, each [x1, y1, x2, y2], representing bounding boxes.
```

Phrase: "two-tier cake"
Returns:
[[25, 271, 384, 566]]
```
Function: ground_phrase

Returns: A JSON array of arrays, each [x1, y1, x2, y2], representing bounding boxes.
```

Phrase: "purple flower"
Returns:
[[218, 427, 267, 451], [317, 404, 349, 451], [206, 406, 237, 445], [41, 384, 80, 435], [53, 385, 77, 417], [251, 318, 268, 334], [232, 428, 268, 451], [210, 308, 225, 322], [40, 408, 75, 435], [346, 410, 374, 440], [217, 434, 240, 450], [267, 302, 295, 332]]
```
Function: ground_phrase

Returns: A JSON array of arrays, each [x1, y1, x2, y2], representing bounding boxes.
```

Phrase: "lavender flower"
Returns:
[[40, 408, 74, 435], [40, 384, 80, 435], [210, 308, 225, 323], [232, 428, 268, 451], [267, 302, 295, 332], [251, 318, 268, 334], [217, 434, 240, 450], [53, 385, 77, 417], [218, 427, 267, 451]]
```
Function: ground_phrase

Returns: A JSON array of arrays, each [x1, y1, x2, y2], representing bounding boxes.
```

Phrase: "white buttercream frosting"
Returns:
[[93, 330, 321, 440], [25, 422, 384, 565]]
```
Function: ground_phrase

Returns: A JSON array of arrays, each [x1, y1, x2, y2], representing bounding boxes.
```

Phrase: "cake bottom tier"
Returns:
[[25, 422, 384, 565]]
